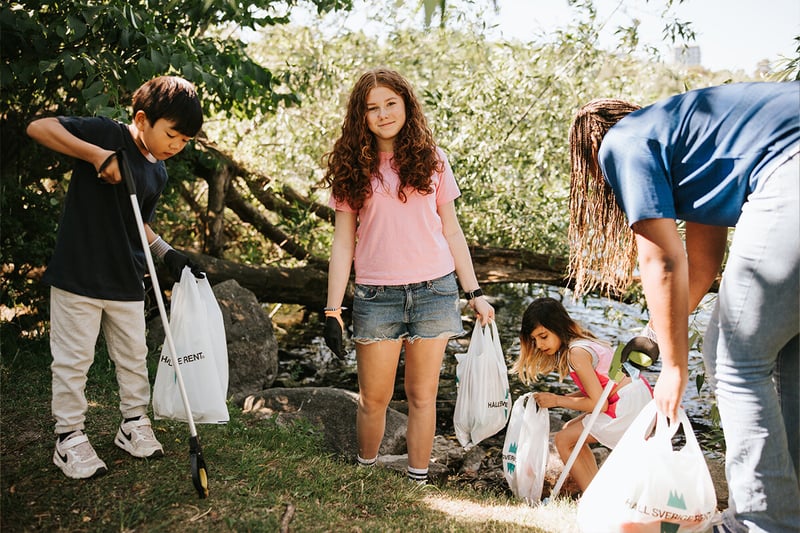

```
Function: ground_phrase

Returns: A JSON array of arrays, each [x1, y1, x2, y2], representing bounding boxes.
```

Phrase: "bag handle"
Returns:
[[654, 406, 703, 454], [518, 391, 534, 409], [484, 321, 507, 374], [630, 401, 703, 455]]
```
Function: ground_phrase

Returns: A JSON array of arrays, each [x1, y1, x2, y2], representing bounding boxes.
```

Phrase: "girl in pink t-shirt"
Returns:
[[511, 297, 652, 492], [322, 68, 494, 484]]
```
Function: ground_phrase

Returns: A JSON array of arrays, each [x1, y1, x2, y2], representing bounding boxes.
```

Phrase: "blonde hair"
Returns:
[[567, 98, 641, 299], [511, 297, 598, 384]]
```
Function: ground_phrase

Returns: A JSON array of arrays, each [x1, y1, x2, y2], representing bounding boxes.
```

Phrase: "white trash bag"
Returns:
[[503, 392, 550, 504], [577, 400, 717, 532], [453, 321, 511, 448], [153, 267, 229, 424]]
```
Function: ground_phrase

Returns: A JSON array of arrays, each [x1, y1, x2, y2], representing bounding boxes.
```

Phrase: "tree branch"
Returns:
[[225, 182, 311, 262]]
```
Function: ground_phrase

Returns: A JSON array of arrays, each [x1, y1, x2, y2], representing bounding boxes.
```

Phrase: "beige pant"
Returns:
[[50, 287, 150, 434]]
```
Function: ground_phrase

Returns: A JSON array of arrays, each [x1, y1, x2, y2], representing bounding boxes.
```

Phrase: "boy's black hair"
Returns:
[[132, 76, 203, 137]]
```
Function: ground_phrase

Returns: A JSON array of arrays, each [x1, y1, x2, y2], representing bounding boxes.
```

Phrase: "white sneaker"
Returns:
[[114, 416, 164, 458], [53, 431, 108, 479]]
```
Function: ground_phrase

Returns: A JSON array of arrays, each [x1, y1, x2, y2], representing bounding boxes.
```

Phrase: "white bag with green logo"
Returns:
[[577, 400, 716, 532], [503, 392, 549, 504]]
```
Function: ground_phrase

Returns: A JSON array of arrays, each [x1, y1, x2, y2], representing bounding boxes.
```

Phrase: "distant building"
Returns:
[[672, 46, 702, 67]]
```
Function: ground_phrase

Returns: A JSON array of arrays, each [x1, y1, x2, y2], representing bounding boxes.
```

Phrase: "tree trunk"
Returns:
[[224, 185, 312, 261], [468, 246, 569, 285], [180, 246, 571, 309], [182, 251, 329, 306], [206, 163, 234, 256], [177, 245, 719, 309]]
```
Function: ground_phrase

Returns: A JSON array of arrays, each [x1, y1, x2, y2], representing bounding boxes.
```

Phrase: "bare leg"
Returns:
[[554, 414, 599, 492], [403, 338, 448, 470], [356, 340, 402, 460]]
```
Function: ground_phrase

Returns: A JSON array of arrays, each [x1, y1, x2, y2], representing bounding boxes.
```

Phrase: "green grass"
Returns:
[[1, 330, 579, 532]]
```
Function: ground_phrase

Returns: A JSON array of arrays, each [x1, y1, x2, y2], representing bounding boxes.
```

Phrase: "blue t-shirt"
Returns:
[[599, 81, 800, 227], [42, 116, 168, 301]]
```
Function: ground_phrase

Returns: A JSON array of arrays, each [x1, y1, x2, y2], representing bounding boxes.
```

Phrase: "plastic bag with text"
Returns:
[[153, 267, 229, 424], [577, 400, 716, 533], [453, 321, 511, 448], [503, 392, 550, 504]]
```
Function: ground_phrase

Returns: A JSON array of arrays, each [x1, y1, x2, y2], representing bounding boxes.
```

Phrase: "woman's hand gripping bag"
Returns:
[[577, 401, 716, 533], [503, 392, 550, 504], [453, 321, 511, 448], [153, 267, 229, 424]]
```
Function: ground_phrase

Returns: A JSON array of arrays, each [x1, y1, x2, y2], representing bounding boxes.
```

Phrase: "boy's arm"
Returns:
[[145, 223, 204, 282], [26, 117, 119, 183]]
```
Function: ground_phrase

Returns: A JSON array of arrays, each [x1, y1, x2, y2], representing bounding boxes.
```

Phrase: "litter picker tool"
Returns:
[[547, 336, 659, 501], [118, 149, 209, 499]]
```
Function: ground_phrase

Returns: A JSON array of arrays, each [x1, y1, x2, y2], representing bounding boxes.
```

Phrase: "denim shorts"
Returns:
[[352, 272, 465, 344]]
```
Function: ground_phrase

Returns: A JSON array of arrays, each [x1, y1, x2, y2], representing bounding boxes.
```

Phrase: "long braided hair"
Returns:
[[568, 98, 641, 299]]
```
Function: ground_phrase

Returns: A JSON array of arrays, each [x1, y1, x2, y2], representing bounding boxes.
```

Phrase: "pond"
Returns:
[[272, 282, 723, 458]]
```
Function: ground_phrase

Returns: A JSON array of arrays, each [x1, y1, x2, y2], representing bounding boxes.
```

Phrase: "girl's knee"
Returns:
[[404, 391, 437, 411], [554, 429, 573, 454], [358, 393, 391, 415]]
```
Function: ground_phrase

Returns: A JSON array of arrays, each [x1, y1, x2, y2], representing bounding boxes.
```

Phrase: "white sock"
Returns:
[[357, 455, 377, 467], [407, 465, 428, 483]]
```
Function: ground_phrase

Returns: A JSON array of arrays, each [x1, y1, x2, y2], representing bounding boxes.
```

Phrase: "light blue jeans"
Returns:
[[352, 272, 465, 343], [703, 150, 800, 533]]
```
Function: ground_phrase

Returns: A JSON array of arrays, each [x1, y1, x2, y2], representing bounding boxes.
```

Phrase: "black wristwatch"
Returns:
[[464, 287, 483, 300]]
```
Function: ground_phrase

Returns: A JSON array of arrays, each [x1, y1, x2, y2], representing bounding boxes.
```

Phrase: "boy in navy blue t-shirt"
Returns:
[[27, 75, 204, 479]]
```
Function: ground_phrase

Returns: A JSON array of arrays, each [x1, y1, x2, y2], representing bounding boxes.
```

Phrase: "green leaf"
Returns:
[[38, 59, 58, 74], [63, 54, 82, 80], [695, 372, 705, 394], [66, 14, 87, 42], [86, 93, 111, 114], [137, 57, 156, 79], [81, 79, 105, 101]]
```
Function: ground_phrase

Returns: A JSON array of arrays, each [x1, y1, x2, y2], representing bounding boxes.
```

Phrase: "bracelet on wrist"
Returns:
[[323, 306, 347, 312], [464, 288, 483, 300]]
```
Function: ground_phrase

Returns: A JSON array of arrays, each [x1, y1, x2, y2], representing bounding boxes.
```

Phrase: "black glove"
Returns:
[[164, 249, 205, 280], [323, 315, 345, 359]]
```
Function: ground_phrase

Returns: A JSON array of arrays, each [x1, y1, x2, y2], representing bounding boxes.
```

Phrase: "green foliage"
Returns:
[[208, 5, 734, 262], [769, 36, 800, 81], [2, 0, 773, 326], [0, 0, 352, 322], [2, 0, 352, 121]]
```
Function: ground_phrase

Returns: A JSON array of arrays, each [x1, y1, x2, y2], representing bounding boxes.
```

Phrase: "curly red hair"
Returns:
[[323, 68, 442, 210]]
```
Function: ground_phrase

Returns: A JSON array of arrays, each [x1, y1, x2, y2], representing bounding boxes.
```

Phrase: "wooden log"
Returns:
[[179, 246, 572, 309]]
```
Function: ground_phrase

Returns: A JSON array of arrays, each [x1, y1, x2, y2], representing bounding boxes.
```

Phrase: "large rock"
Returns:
[[146, 279, 279, 400], [212, 279, 278, 398], [237, 387, 408, 460]]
